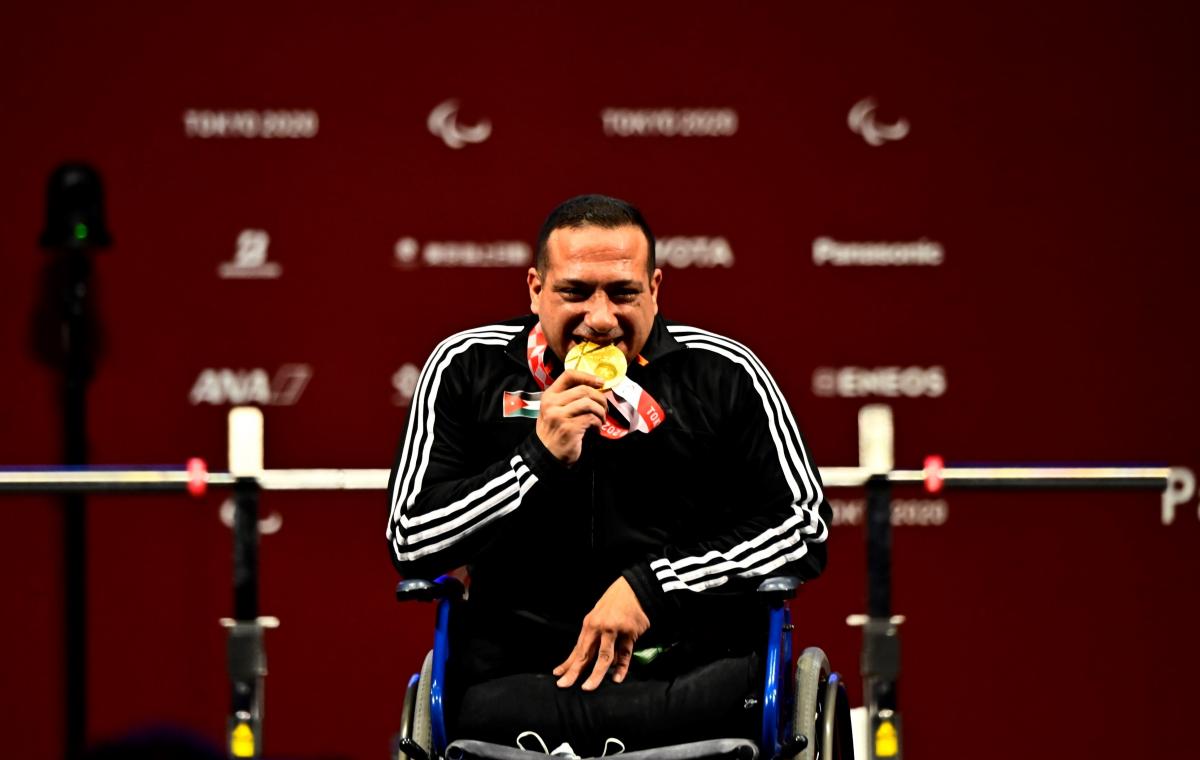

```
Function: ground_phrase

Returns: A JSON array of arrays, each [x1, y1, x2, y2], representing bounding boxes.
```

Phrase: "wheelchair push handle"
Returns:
[[396, 575, 468, 603], [755, 575, 803, 603]]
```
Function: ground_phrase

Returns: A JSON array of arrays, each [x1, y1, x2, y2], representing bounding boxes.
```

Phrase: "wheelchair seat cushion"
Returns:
[[452, 653, 759, 757]]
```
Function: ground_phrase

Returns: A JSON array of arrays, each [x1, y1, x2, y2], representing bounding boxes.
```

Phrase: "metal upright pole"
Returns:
[[34, 163, 113, 760], [862, 475, 902, 760], [232, 477, 260, 622], [224, 407, 272, 760], [226, 476, 266, 759], [855, 405, 903, 760], [62, 249, 91, 760]]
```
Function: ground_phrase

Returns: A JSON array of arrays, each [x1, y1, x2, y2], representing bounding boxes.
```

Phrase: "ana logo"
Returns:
[[427, 99, 492, 149], [189, 364, 312, 406], [219, 229, 281, 279], [847, 98, 910, 147]]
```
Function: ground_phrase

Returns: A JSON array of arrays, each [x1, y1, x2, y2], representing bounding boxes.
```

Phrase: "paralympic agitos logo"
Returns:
[[427, 99, 492, 149]]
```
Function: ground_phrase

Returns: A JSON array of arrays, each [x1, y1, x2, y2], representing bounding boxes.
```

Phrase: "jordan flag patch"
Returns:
[[502, 390, 541, 419]]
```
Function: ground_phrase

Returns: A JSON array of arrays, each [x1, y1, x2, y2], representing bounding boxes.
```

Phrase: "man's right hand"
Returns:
[[536, 370, 607, 465]]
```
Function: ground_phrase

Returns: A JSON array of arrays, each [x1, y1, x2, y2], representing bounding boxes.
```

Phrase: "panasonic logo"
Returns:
[[189, 365, 312, 406], [812, 366, 946, 398], [601, 108, 738, 137], [813, 237, 943, 266]]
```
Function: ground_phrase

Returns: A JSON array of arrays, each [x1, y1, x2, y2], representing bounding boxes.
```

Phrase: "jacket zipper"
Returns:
[[590, 467, 596, 552]]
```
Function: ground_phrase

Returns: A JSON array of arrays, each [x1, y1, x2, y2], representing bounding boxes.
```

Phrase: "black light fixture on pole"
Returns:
[[32, 162, 112, 760]]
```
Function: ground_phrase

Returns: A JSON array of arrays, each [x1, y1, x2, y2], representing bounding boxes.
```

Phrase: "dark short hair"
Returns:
[[535, 194, 656, 278]]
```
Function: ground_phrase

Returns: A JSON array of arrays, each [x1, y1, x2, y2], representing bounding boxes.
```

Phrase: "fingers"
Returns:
[[536, 373, 609, 464], [555, 632, 632, 690], [548, 370, 605, 393], [550, 383, 607, 407], [555, 629, 595, 688], [544, 382, 607, 424], [611, 638, 634, 684], [559, 396, 607, 424], [552, 646, 575, 678], [552, 629, 586, 677], [581, 629, 617, 691]]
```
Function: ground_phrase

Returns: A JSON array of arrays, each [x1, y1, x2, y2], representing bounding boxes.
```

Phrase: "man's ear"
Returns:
[[527, 267, 543, 314], [649, 268, 662, 315]]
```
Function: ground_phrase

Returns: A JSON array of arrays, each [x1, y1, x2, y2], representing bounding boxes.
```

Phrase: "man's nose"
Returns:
[[584, 293, 618, 333]]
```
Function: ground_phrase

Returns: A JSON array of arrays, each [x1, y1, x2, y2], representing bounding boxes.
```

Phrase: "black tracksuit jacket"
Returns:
[[386, 314, 831, 675]]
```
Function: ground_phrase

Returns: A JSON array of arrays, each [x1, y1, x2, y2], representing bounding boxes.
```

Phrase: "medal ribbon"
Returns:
[[527, 323, 665, 440]]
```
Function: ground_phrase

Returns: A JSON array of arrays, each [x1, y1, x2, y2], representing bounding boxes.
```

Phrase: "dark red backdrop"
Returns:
[[2, 2, 1197, 758]]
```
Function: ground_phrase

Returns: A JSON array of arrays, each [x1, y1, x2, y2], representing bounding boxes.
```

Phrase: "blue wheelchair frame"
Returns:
[[397, 575, 818, 760], [761, 600, 794, 755], [431, 589, 453, 752]]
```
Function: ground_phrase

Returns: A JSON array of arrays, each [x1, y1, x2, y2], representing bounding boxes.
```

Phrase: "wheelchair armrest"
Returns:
[[395, 574, 467, 603], [755, 575, 802, 602]]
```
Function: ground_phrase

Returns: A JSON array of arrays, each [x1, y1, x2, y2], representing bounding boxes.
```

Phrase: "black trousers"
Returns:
[[451, 650, 761, 756], [446, 596, 768, 756]]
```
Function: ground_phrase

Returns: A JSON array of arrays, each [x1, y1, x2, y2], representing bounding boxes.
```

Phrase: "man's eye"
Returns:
[[611, 291, 638, 303], [560, 289, 588, 301]]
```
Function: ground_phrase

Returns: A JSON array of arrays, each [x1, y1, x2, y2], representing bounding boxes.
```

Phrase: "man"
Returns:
[[387, 195, 830, 755]]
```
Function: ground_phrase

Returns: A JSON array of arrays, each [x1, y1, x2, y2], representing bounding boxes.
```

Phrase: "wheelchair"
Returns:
[[394, 575, 854, 760]]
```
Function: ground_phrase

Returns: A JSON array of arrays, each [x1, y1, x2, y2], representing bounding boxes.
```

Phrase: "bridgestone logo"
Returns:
[[812, 237, 943, 266], [601, 108, 738, 137], [424, 241, 530, 267], [394, 238, 531, 268], [184, 110, 319, 139], [394, 237, 732, 268]]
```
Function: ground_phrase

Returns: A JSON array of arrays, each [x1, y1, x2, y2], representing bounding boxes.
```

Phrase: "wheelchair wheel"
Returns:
[[793, 647, 829, 760], [398, 650, 434, 760], [819, 672, 853, 760], [793, 647, 854, 760]]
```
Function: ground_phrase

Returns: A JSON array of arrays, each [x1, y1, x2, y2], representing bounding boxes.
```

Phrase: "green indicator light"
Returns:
[[73, 222, 89, 240]]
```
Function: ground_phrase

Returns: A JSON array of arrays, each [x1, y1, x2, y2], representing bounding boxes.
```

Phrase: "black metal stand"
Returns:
[[60, 248, 95, 760], [862, 475, 902, 760], [33, 162, 113, 760], [232, 478, 260, 622], [855, 463, 1172, 760], [226, 477, 268, 759]]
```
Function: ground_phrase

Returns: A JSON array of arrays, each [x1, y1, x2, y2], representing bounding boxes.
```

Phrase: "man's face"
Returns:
[[528, 224, 662, 362]]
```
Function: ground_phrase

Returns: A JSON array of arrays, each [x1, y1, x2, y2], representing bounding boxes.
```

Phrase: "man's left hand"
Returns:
[[553, 576, 650, 691]]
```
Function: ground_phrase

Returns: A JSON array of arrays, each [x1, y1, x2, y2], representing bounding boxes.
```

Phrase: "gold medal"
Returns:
[[564, 342, 627, 389]]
